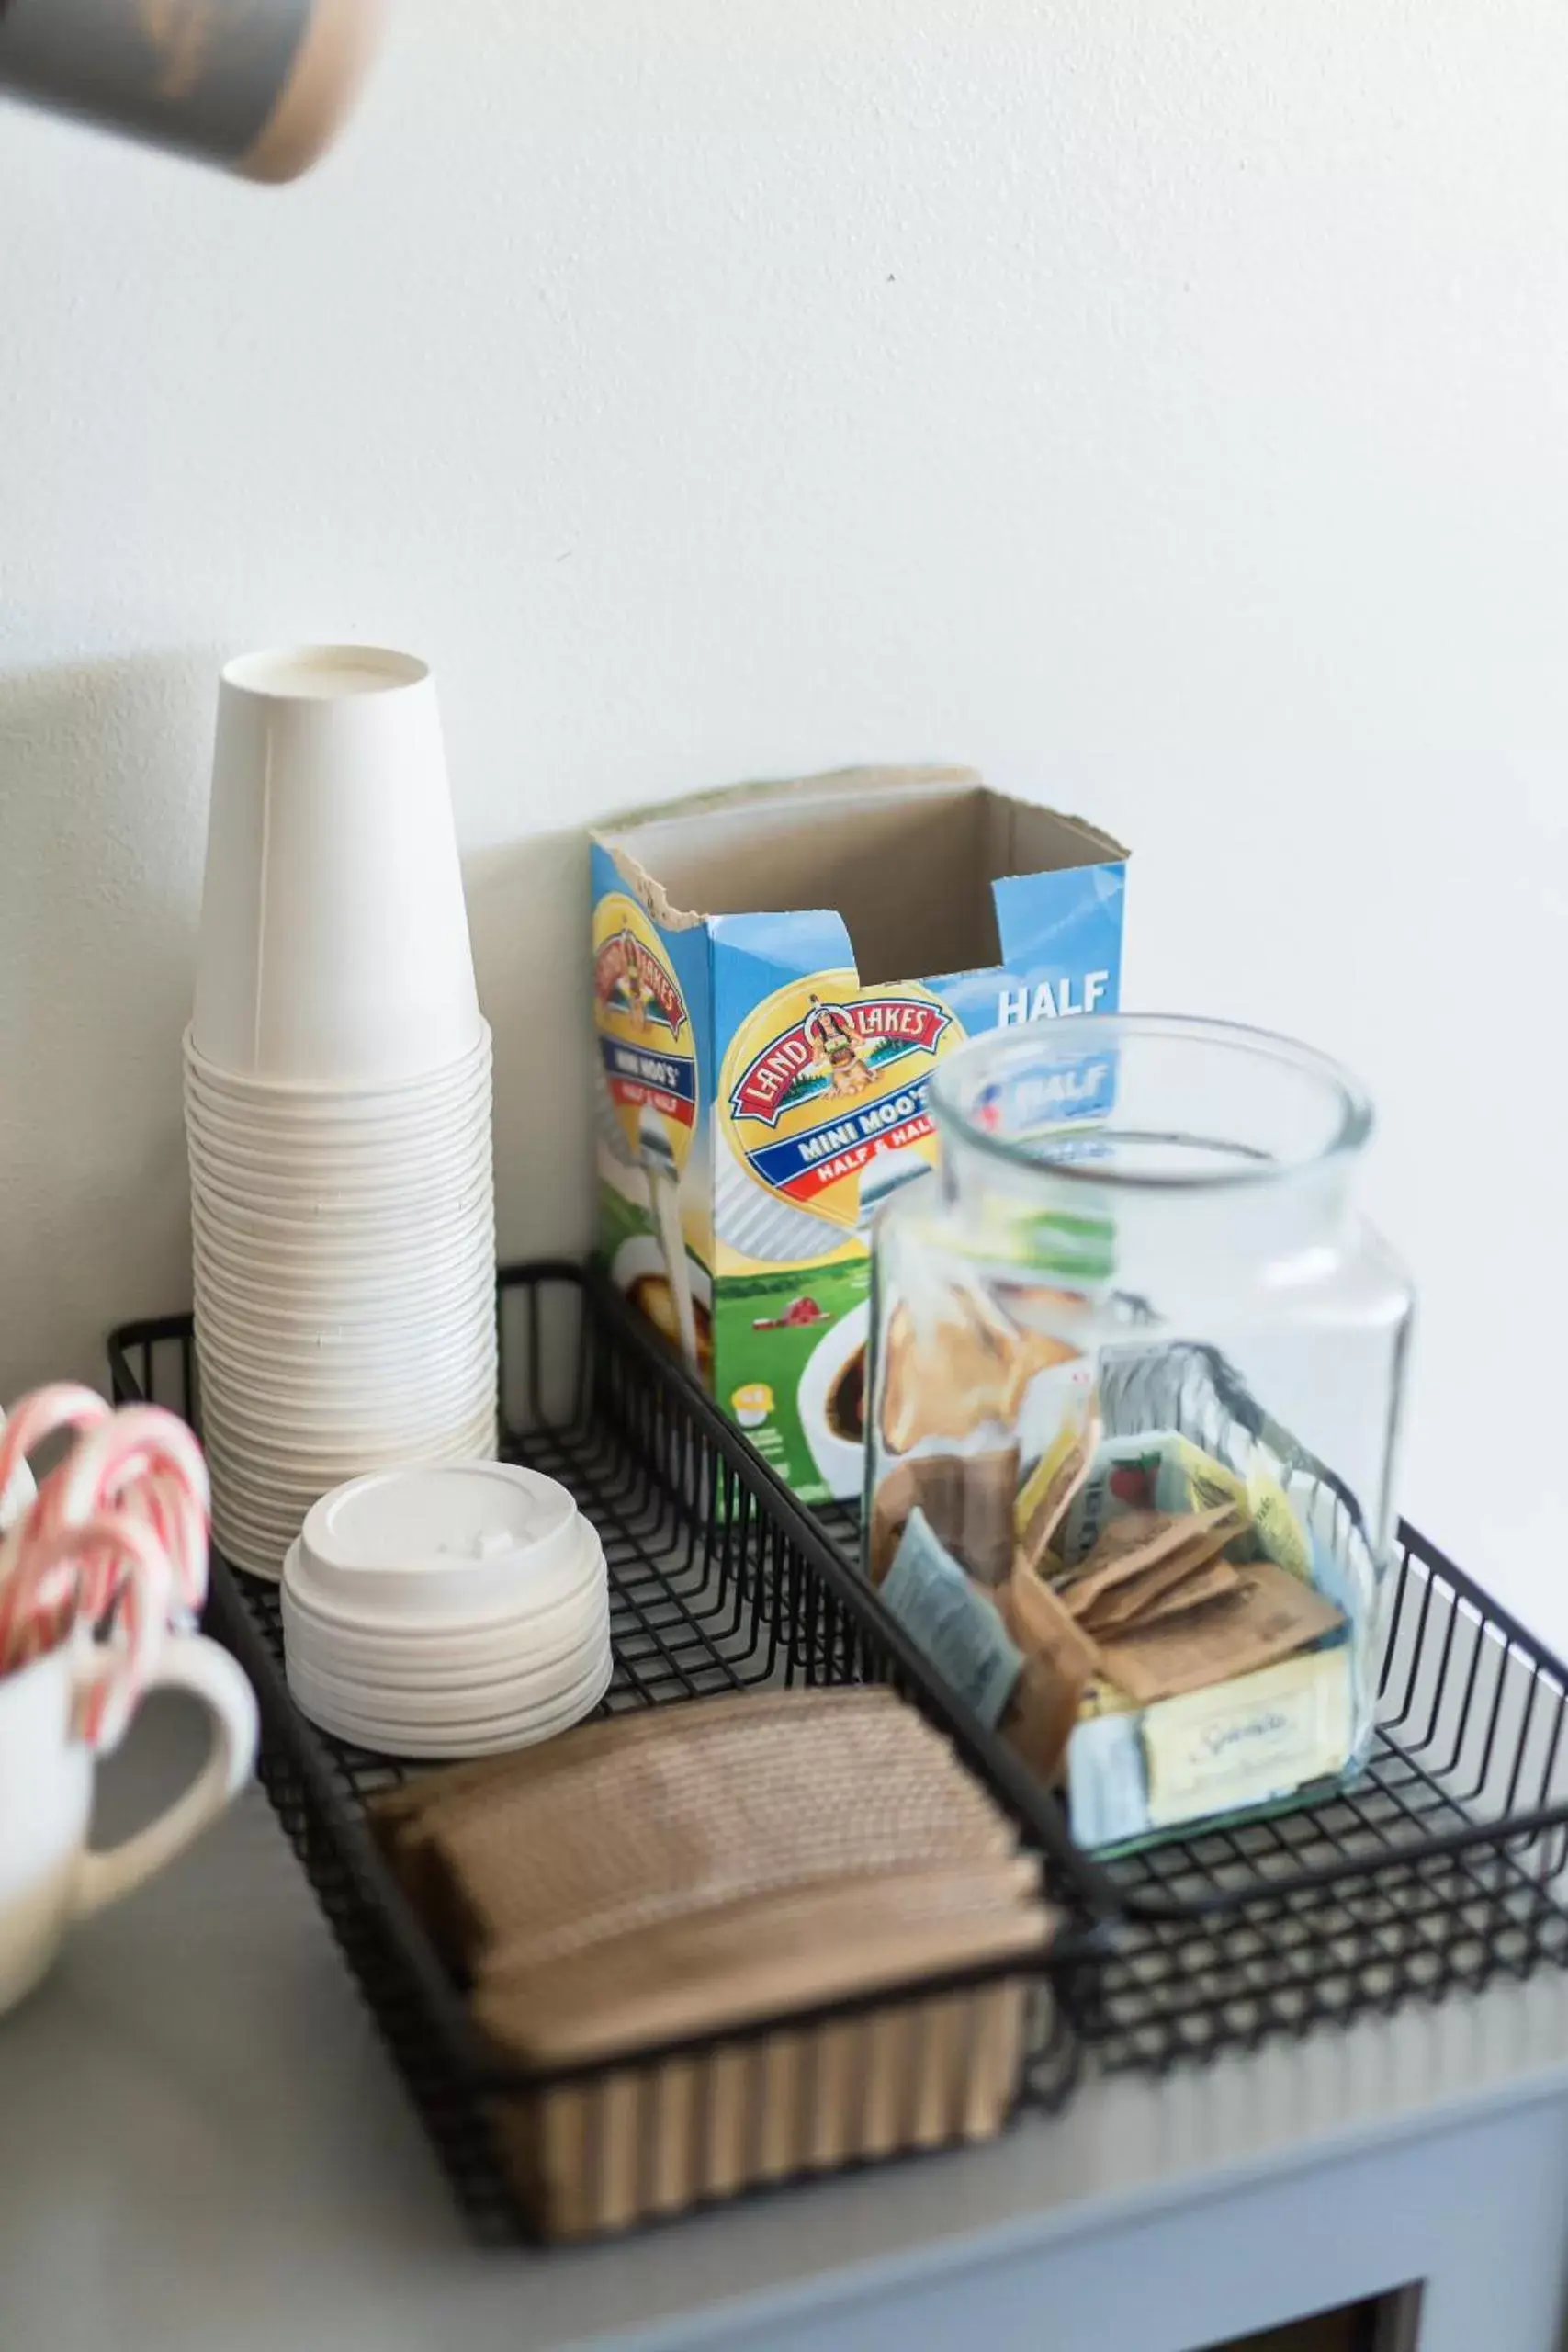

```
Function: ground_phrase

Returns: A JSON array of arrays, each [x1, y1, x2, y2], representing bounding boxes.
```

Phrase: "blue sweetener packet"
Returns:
[[881, 1507, 1025, 1731]]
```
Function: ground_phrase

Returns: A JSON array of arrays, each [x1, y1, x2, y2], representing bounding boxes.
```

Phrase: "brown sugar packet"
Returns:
[[1003, 1558, 1103, 1783], [868, 1448, 1021, 1589], [1064, 1505, 1240, 1626], [1075, 1513, 1244, 1634], [1125, 1556, 1243, 1630], [1098, 1559, 1345, 1705], [473, 1860, 1050, 2068], [1010, 1559, 1103, 1686], [425, 1701, 1015, 1971], [1002, 1654, 1091, 1785]]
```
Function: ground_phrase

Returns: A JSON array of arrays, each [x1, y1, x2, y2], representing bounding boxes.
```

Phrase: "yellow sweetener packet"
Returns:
[[1015, 1393, 1100, 1571], [1165, 1434, 1313, 1584]]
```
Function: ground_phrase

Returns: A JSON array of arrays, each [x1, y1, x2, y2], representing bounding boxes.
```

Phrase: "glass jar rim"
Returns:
[[928, 1011, 1374, 1193]]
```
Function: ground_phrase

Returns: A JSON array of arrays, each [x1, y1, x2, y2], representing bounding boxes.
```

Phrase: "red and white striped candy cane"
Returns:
[[20, 1513, 175, 1751], [0, 1385, 111, 1547], [119, 1468, 208, 1628], [0, 1512, 94, 1674], [44, 1408, 209, 1620]]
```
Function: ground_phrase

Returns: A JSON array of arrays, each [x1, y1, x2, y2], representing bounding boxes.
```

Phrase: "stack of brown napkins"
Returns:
[[371, 1688, 1053, 2238]]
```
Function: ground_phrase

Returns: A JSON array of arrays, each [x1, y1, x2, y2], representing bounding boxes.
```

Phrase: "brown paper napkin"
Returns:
[[423, 1698, 1016, 1970], [473, 1858, 1049, 2068]]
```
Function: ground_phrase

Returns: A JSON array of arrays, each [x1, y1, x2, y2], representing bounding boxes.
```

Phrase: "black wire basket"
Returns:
[[108, 1261, 1568, 2239], [109, 1262, 1082, 2243]]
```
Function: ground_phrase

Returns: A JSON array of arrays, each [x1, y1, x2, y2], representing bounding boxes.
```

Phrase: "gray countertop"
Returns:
[[7, 1696, 1568, 2352]]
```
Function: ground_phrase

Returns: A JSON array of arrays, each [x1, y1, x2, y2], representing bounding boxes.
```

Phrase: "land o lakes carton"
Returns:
[[592, 767, 1129, 1504]]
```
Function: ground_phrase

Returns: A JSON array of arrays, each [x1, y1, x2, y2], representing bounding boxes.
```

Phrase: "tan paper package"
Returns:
[[382, 1688, 1053, 2237], [474, 1859, 1047, 2068], [1097, 1559, 1345, 1705], [430, 1707, 1015, 1973], [1066, 1506, 1242, 1633], [479, 1865, 1050, 2238], [374, 1689, 906, 1941], [371, 1687, 894, 1848], [1005, 1558, 1104, 1783]]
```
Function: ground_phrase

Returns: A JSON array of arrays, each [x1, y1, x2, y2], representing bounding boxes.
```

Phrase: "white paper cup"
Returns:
[[195, 1307, 495, 1374], [204, 1337, 494, 1390], [192, 1235, 494, 1301], [192, 1266, 495, 1328], [191, 1227, 495, 1287], [192, 1282, 496, 1343], [191, 1228, 496, 1306], [186, 1077, 492, 1154], [190, 1193, 494, 1261], [188, 1142, 493, 1213], [197, 1376, 498, 1453], [199, 1394, 499, 1468], [185, 1091, 492, 1168], [197, 1383, 500, 1461], [209, 1464, 499, 1555], [193, 1206, 494, 1269], [207, 1417, 499, 1512], [191, 648, 481, 1089], [201, 1368, 498, 1430], [197, 1345, 497, 1426], [193, 1297, 496, 1372], [185, 1023, 491, 1120], [185, 1112, 492, 1183], [194, 1308, 494, 1374]]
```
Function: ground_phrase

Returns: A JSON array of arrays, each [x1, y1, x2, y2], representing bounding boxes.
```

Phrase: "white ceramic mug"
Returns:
[[0, 1633, 257, 2018]]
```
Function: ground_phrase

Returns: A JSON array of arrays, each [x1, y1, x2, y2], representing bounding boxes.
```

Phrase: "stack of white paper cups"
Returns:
[[186, 647, 497, 1580]]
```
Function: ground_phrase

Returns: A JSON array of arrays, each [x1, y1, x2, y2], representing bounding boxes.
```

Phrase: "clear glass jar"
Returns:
[[865, 1014, 1414, 1854]]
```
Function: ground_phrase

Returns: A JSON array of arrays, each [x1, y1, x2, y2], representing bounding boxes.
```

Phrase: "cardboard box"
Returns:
[[591, 766, 1129, 1504]]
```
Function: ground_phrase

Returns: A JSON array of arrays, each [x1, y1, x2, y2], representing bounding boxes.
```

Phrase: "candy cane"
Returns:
[[0, 1513, 174, 1749], [71, 1515, 175, 1751], [122, 1471, 208, 1627], [0, 1394, 209, 1695], [42, 1408, 209, 1617], [0, 1515, 95, 1672], [0, 1385, 111, 1550]]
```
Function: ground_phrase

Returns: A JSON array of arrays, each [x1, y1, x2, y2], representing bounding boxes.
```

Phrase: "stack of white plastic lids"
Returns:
[[186, 647, 498, 1580], [281, 1463, 613, 1758]]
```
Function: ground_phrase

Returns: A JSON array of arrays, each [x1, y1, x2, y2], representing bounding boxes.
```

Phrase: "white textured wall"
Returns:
[[3, 2, 1566, 1636]]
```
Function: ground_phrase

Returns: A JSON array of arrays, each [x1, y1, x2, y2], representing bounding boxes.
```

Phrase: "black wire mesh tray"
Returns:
[[108, 1261, 1568, 2236], [108, 1261, 1082, 2244], [814, 1479, 1568, 2064]]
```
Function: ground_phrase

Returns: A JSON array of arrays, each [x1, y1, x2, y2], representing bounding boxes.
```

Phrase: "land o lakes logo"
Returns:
[[592, 894, 698, 1154], [721, 978, 961, 1226], [593, 926, 688, 1039]]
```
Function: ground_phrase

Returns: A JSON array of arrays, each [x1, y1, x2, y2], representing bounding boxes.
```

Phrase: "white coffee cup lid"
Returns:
[[289, 1462, 592, 1625]]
